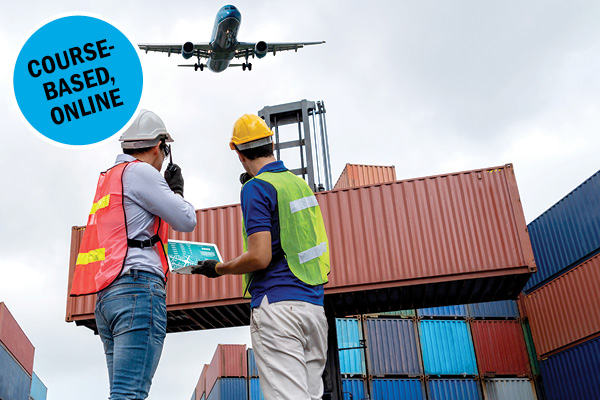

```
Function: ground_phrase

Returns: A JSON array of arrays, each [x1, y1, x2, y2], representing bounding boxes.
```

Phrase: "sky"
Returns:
[[1, 1, 599, 399]]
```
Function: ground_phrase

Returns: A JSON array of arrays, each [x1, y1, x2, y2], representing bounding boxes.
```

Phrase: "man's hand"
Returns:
[[192, 259, 221, 278], [164, 164, 184, 196]]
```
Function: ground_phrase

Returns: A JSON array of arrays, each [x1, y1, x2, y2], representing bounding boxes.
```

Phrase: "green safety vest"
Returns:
[[242, 171, 330, 298]]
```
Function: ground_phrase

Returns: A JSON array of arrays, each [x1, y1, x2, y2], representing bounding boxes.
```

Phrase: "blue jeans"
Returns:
[[95, 270, 167, 400]]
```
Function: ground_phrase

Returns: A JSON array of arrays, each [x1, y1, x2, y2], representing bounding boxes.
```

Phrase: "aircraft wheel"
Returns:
[[199, 64, 204, 71], [194, 64, 198, 71], [242, 63, 246, 71], [248, 63, 252, 71]]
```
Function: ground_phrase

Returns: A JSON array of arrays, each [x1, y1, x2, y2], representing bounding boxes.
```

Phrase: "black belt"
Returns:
[[127, 234, 160, 249]]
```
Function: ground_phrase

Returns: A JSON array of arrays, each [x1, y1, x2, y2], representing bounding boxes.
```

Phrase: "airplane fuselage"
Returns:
[[207, 5, 241, 72]]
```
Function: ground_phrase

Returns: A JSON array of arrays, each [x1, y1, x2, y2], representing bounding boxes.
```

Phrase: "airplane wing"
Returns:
[[234, 41, 325, 58], [138, 43, 212, 58]]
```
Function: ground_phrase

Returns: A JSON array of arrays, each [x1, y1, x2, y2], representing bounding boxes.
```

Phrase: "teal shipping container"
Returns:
[[483, 378, 536, 400], [207, 378, 247, 400], [336, 318, 366, 375], [249, 378, 265, 400], [342, 378, 366, 400], [419, 320, 478, 375], [468, 300, 519, 319], [522, 321, 540, 375], [247, 348, 259, 378], [370, 378, 425, 400], [365, 318, 422, 376], [428, 379, 482, 400], [30, 372, 47, 400], [417, 305, 469, 318], [0, 343, 31, 400]]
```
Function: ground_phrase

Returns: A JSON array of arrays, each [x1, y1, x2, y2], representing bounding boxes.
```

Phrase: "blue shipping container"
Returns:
[[190, 391, 196, 400], [419, 320, 477, 375], [336, 318, 366, 375], [371, 379, 425, 400], [468, 300, 519, 319], [365, 318, 422, 376], [248, 348, 259, 377], [525, 169, 600, 292], [540, 336, 600, 400], [207, 378, 247, 400], [428, 379, 482, 400], [342, 378, 366, 400], [0, 343, 31, 400], [249, 378, 265, 400], [417, 305, 469, 318], [30, 372, 47, 400], [483, 378, 536, 400]]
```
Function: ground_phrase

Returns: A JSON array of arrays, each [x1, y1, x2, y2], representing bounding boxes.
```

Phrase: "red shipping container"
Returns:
[[0, 303, 34, 376], [471, 320, 531, 376], [333, 164, 397, 190], [66, 164, 535, 331], [517, 293, 527, 320], [205, 344, 247, 397], [195, 364, 208, 399], [524, 252, 600, 358]]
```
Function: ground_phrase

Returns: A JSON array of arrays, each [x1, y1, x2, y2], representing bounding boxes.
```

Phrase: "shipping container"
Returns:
[[0, 302, 34, 376], [524, 169, 600, 292], [206, 378, 247, 400], [468, 300, 519, 319], [333, 164, 397, 190], [365, 318, 422, 376], [195, 364, 208, 400], [540, 336, 600, 400], [524, 252, 600, 357], [365, 310, 416, 318], [190, 391, 195, 400], [0, 342, 32, 400], [30, 372, 47, 400], [470, 321, 530, 376], [342, 378, 366, 400], [417, 305, 468, 319], [370, 378, 425, 400], [482, 378, 536, 400], [517, 293, 527, 320], [249, 378, 265, 400], [428, 379, 482, 400], [522, 322, 540, 376], [205, 345, 247, 397], [336, 318, 366, 375], [419, 320, 477, 375], [247, 348, 259, 378], [66, 165, 536, 331]]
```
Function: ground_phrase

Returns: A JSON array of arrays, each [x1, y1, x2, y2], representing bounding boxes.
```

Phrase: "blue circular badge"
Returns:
[[14, 15, 143, 146]]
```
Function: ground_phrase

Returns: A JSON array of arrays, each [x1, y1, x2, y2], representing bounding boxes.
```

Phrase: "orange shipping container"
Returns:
[[66, 164, 535, 332], [333, 164, 396, 190], [0, 303, 35, 376]]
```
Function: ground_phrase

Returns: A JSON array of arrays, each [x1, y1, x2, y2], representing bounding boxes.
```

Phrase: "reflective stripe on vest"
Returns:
[[70, 161, 170, 296], [242, 171, 330, 298]]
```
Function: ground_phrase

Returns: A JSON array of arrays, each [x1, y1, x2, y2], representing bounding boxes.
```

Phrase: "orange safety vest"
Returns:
[[70, 161, 169, 296]]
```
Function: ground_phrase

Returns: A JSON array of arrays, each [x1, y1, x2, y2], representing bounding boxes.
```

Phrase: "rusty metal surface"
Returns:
[[0, 303, 34, 376], [66, 164, 535, 332], [333, 164, 397, 190], [525, 252, 600, 358]]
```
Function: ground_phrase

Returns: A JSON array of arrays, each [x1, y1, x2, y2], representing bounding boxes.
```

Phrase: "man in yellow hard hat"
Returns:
[[194, 114, 331, 400]]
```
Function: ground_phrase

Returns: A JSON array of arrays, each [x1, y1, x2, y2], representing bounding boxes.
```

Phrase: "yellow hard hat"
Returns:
[[230, 114, 274, 150]]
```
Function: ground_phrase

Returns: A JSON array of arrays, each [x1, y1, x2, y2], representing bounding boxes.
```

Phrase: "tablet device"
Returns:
[[167, 240, 223, 274]]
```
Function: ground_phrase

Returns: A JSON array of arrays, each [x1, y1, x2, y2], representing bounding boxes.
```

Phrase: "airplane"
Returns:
[[138, 5, 325, 73]]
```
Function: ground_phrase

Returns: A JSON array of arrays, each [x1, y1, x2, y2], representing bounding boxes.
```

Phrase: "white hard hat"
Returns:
[[119, 109, 174, 149]]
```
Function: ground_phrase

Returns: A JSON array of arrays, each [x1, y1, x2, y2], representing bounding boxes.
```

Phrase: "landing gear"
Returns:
[[194, 56, 205, 71], [242, 62, 252, 71]]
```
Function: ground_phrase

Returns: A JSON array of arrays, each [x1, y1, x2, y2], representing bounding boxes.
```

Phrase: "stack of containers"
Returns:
[[522, 170, 600, 400], [195, 364, 208, 400], [0, 302, 35, 400], [205, 345, 247, 400], [30, 372, 48, 400], [247, 348, 264, 400]]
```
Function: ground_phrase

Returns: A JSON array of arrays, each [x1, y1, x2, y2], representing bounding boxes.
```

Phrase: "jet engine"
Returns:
[[254, 41, 268, 59], [182, 42, 194, 59]]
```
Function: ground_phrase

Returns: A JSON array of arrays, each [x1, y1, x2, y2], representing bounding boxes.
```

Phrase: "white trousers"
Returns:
[[250, 296, 328, 400]]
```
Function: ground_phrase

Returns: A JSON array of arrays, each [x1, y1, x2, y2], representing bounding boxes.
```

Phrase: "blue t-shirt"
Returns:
[[241, 160, 324, 308]]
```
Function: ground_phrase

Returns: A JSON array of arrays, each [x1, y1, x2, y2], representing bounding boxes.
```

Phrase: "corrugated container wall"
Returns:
[[66, 165, 536, 330], [195, 364, 208, 400], [419, 320, 478, 375], [0, 343, 31, 400], [336, 318, 366, 375], [483, 378, 536, 400], [524, 252, 600, 357], [522, 322, 540, 376], [0, 303, 34, 376], [342, 378, 366, 400], [247, 348, 259, 378], [206, 378, 247, 400], [428, 379, 482, 400], [370, 378, 425, 400], [524, 169, 600, 292], [471, 321, 531, 376], [249, 378, 264, 400], [333, 163, 397, 190], [205, 345, 247, 397], [365, 318, 422, 376], [30, 372, 47, 400], [540, 336, 600, 400], [468, 300, 519, 319], [417, 305, 468, 318]]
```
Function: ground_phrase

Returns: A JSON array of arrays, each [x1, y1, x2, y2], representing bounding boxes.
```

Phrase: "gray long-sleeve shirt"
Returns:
[[115, 154, 197, 278]]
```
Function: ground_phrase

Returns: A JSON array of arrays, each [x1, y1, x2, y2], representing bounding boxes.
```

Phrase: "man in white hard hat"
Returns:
[[70, 109, 197, 399]]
